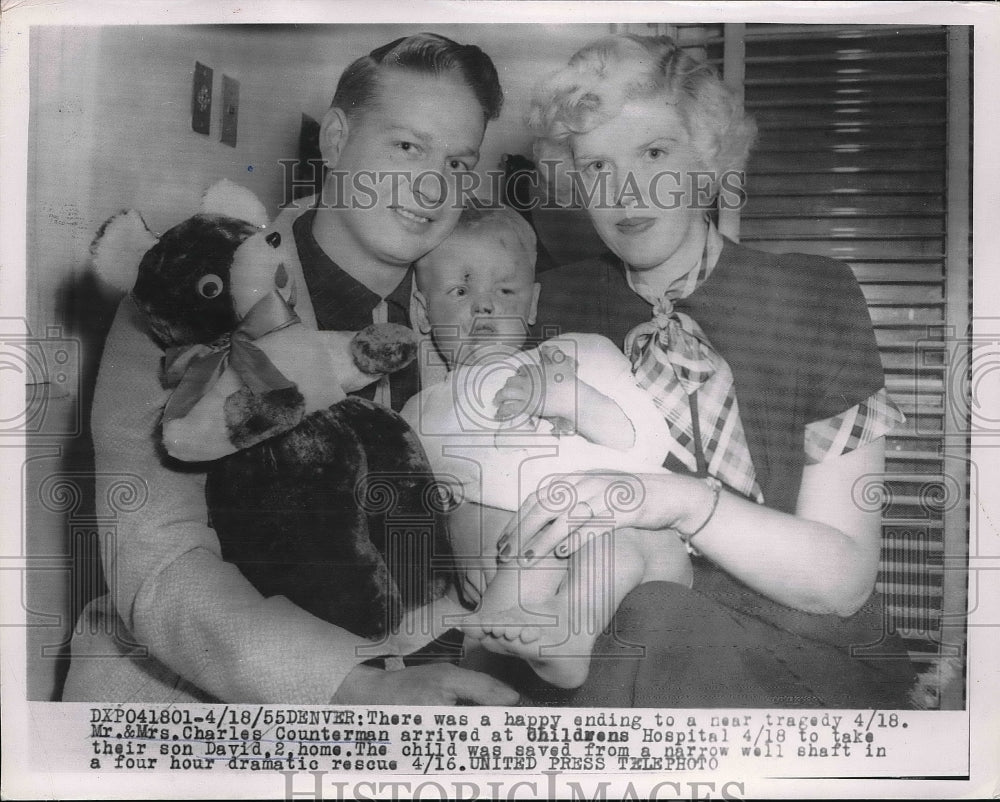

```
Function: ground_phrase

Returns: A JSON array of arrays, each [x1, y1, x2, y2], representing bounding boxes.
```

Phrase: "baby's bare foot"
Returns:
[[460, 596, 556, 643], [472, 598, 594, 689], [464, 560, 564, 633]]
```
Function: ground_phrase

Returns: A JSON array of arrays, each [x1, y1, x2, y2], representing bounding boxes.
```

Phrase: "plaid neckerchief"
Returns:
[[624, 223, 765, 503]]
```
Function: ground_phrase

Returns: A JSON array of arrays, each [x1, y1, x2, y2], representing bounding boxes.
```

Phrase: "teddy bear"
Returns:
[[91, 181, 457, 643]]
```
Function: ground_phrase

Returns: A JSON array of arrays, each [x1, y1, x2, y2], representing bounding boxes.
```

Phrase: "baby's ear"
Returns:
[[412, 289, 433, 335], [90, 210, 158, 293], [527, 282, 541, 327]]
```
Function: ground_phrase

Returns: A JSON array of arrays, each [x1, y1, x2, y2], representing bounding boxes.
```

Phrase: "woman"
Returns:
[[468, 34, 917, 708]]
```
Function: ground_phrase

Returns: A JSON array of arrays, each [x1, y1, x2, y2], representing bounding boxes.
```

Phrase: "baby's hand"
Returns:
[[493, 345, 579, 426]]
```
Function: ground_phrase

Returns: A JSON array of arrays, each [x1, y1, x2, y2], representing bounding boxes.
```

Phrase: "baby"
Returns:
[[401, 206, 692, 688]]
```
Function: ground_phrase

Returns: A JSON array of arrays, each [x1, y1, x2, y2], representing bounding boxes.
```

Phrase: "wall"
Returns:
[[26, 23, 610, 333]]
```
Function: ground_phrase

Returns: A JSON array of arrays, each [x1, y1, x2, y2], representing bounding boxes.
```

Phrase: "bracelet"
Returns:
[[677, 476, 722, 546]]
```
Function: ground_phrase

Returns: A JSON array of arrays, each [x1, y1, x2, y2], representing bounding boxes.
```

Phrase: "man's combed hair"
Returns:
[[332, 32, 504, 123], [527, 34, 756, 200]]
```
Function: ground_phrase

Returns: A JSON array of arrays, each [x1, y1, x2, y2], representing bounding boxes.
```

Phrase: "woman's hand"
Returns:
[[495, 471, 711, 566], [493, 440, 886, 618], [493, 345, 579, 429]]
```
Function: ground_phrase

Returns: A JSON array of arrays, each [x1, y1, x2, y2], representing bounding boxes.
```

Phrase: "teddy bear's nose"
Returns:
[[265, 232, 281, 248]]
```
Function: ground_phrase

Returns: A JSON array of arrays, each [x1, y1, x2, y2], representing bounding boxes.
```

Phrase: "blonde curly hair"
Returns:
[[526, 34, 756, 204]]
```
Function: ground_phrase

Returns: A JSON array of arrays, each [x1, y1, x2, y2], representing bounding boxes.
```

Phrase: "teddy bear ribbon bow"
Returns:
[[161, 289, 300, 424], [624, 295, 764, 503]]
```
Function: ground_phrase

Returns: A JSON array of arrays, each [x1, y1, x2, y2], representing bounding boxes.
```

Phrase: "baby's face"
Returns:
[[416, 231, 540, 367]]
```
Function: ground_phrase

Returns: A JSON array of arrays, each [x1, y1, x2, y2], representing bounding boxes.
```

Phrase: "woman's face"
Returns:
[[570, 95, 709, 271]]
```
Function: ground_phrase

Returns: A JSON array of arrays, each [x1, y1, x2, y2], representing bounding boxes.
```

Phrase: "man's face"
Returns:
[[325, 69, 487, 267], [415, 230, 540, 367]]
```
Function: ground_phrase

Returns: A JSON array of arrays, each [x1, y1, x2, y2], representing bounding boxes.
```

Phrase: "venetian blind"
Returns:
[[545, 23, 968, 705], [733, 24, 963, 683]]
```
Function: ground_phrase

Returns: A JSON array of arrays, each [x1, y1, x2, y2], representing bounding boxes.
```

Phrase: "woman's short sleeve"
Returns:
[[804, 388, 906, 464], [802, 257, 886, 424]]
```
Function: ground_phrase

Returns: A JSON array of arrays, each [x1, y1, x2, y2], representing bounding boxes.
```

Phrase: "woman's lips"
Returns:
[[616, 217, 656, 234]]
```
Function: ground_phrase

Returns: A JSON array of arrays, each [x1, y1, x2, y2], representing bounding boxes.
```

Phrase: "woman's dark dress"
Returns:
[[463, 238, 917, 708]]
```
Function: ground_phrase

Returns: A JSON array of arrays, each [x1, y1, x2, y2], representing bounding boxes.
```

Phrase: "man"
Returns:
[[274, 33, 504, 412], [63, 33, 518, 706]]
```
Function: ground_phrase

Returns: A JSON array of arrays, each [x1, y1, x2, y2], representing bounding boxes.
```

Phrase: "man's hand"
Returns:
[[332, 663, 519, 705]]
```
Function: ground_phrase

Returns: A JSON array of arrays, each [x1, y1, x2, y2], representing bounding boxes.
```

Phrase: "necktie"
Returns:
[[371, 299, 392, 409], [624, 275, 764, 504]]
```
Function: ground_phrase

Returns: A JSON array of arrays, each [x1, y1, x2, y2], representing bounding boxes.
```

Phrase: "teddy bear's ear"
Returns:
[[201, 179, 269, 227], [90, 210, 158, 293]]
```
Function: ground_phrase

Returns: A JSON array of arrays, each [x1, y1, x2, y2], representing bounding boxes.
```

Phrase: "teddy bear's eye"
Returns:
[[197, 274, 224, 299]]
